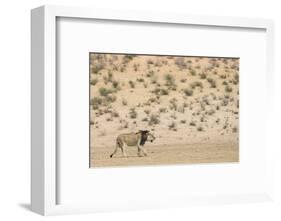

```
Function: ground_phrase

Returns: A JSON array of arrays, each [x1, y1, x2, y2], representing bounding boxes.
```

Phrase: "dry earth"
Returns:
[[92, 143, 238, 167], [90, 54, 239, 167]]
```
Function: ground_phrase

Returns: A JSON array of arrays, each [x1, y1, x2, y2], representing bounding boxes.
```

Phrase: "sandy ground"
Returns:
[[91, 142, 239, 167], [90, 54, 239, 167]]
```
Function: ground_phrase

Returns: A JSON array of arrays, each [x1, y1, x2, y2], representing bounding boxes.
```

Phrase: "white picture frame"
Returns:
[[31, 5, 274, 215]]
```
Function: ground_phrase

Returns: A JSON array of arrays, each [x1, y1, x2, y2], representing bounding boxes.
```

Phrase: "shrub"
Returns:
[[146, 70, 154, 78], [118, 120, 128, 130], [92, 63, 105, 74], [122, 99, 128, 106], [174, 57, 187, 70], [177, 105, 185, 113], [221, 98, 229, 106], [168, 121, 177, 131], [190, 81, 203, 89], [197, 126, 204, 132], [112, 80, 119, 89], [207, 109, 215, 115], [159, 107, 167, 113], [146, 59, 154, 65], [190, 69, 196, 76], [133, 63, 139, 72], [199, 72, 206, 79], [103, 71, 113, 84], [90, 79, 98, 86], [202, 96, 210, 105], [120, 65, 125, 72], [160, 88, 169, 95], [222, 81, 228, 85], [164, 74, 176, 88], [149, 97, 157, 103], [123, 55, 135, 64], [90, 97, 102, 110], [190, 121, 196, 126], [233, 73, 239, 84], [180, 78, 187, 83], [129, 108, 137, 119], [111, 111, 119, 118], [151, 76, 158, 84], [144, 109, 150, 115], [169, 98, 178, 110], [129, 80, 135, 88], [180, 120, 186, 124], [106, 117, 113, 122], [149, 114, 160, 125], [225, 85, 233, 93], [231, 63, 239, 71], [99, 87, 114, 96], [207, 78, 216, 88], [104, 94, 117, 104], [183, 88, 193, 96], [170, 112, 177, 119], [137, 78, 144, 82], [152, 88, 169, 96]]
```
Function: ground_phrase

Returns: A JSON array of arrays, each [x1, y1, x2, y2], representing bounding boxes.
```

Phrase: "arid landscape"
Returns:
[[90, 54, 239, 167]]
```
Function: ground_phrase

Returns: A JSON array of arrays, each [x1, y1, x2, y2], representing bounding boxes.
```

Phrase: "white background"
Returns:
[[58, 17, 267, 207], [0, 0, 281, 220]]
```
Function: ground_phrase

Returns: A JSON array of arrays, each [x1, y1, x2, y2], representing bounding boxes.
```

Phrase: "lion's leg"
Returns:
[[137, 140, 143, 157], [110, 143, 119, 158], [137, 146, 142, 157], [140, 146, 148, 156], [121, 144, 127, 158], [137, 142, 147, 157]]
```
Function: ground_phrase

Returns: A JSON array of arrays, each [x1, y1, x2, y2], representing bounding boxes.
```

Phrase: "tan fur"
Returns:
[[110, 131, 155, 158], [116, 132, 142, 147]]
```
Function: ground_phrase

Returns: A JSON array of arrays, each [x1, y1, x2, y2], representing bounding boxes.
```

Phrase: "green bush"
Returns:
[[207, 78, 216, 88], [90, 79, 98, 86], [164, 74, 176, 89], [225, 85, 233, 93], [149, 114, 160, 125], [190, 81, 203, 89], [190, 69, 196, 76], [129, 108, 137, 119], [99, 87, 114, 96], [90, 97, 102, 110], [129, 80, 135, 88], [112, 80, 119, 89], [168, 121, 177, 131], [183, 88, 193, 96], [189, 121, 196, 126], [199, 72, 206, 79]]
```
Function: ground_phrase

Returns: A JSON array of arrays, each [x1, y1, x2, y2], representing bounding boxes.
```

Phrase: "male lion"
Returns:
[[110, 130, 155, 158]]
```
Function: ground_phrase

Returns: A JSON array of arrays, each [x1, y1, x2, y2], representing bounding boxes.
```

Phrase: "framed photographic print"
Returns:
[[31, 5, 274, 215]]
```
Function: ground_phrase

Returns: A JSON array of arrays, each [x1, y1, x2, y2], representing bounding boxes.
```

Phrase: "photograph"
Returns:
[[89, 53, 239, 167]]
